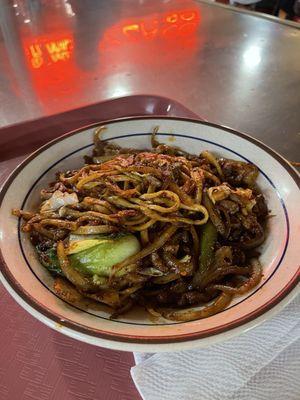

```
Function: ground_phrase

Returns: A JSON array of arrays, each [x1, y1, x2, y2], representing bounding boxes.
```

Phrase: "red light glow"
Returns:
[[21, 7, 202, 110], [100, 8, 201, 49], [22, 33, 85, 112], [98, 7, 202, 76], [24, 35, 74, 69], [23, 8, 201, 71]]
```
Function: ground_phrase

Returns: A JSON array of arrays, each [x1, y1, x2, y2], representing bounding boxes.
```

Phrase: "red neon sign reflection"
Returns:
[[21, 7, 201, 111], [98, 8, 201, 74], [24, 35, 74, 69], [23, 8, 200, 70], [22, 33, 82, 112], [100, 8, 201, 49], [122, 10, 200, 39]]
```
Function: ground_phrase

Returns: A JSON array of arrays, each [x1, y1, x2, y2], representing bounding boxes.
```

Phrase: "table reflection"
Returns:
[[1, 0, 201, 113], [243, 45, 262, 68], [0, 0, 299, 163]]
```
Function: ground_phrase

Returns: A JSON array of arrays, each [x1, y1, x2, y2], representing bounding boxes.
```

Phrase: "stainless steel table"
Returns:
[[0, 1, 299, 400], [1, 0, 300, 158]]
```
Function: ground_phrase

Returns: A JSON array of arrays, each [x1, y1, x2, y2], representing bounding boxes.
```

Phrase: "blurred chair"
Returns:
[[229, 0, 260, 9], [273, 0, 299, 19]]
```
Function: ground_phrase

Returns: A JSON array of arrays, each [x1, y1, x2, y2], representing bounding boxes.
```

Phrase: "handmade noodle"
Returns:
[[12, 126, 268, 321]]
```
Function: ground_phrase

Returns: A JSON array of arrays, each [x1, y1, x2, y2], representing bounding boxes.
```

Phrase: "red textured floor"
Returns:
[[0, 286, 141, 400]]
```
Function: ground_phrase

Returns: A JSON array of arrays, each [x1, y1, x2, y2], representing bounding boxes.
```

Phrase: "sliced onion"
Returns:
[[73, 225, 118, 235], [157, 292, 232, 321], [210, 258, 262, 295]]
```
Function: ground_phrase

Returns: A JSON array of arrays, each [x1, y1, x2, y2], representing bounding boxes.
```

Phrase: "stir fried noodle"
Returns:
[[13, 126, 268, 321]]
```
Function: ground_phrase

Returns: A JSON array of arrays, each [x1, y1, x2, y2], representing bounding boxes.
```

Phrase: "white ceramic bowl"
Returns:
[[0, 117, 299, 352]]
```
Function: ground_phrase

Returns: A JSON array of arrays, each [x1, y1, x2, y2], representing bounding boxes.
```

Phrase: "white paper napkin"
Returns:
[[131, 295, 300, 400]]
